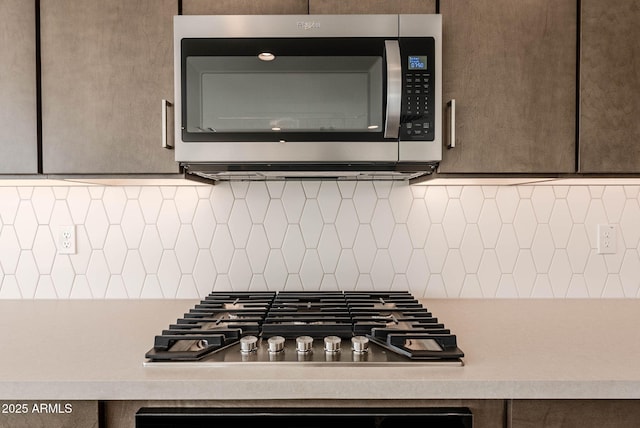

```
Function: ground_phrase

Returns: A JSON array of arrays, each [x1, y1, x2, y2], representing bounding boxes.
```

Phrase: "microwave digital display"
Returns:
[[408, 55, 427, 70]]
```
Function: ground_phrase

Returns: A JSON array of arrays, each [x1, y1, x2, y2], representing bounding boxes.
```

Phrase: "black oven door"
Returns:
[[136, 407, 472, 428]]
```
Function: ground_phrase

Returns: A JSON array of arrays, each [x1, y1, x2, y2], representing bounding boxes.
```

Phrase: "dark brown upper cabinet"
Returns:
[[438, 0, 577, 173], [40, 0, 178, 174], [0, 0, 38, 174], [579, 0, 640, 173], [182, 0, 309, 14]]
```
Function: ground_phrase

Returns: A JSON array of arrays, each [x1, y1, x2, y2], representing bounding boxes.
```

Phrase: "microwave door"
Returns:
[[180, 37, 392, 143], [383, 40, 402, 139]]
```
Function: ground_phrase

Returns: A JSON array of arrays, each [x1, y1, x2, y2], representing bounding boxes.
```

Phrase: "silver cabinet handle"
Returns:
[[384, 40, 401, 139], [447, 99, 456, 149], [162, 99, 174, 149]]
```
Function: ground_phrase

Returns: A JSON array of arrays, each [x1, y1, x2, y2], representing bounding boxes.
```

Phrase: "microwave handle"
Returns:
[[162, 99, 174, 149], [384, 40, 402, 139]]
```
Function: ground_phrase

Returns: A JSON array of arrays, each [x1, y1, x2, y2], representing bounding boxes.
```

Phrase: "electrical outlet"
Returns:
[[597, 224, 616, 255], [58, 225, 76, 255]]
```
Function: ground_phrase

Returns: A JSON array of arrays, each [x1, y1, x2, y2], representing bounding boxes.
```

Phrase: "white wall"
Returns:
[[0, 180, 638, 298]]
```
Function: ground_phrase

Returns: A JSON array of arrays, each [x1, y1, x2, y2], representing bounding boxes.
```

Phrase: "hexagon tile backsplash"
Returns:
[[0, 181, 639, 299]]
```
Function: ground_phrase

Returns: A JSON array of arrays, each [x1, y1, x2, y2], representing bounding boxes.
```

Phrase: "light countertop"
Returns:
[[1, 298, 640, 400]]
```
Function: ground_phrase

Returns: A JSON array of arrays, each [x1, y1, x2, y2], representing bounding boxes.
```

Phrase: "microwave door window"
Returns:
[[184, 56, 383, 135]]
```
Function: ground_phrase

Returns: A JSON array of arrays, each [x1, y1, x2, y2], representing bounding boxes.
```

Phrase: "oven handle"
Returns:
[[384, 40, 401, 139]]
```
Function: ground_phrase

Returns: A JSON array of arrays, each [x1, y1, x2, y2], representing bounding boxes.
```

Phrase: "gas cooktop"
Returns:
[[144, 291, 464, 366]]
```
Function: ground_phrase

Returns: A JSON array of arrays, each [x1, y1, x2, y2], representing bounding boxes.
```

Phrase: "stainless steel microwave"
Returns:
[[170, 14, 442, 181]]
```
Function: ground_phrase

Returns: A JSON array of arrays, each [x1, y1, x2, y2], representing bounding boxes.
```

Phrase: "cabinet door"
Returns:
[[579, 0, 640, 173], [0, 401, 98, 428], [40, 0, 178, 174], [511, 400, 640, 427], [309, 0, 435, 14], [182, 0, 308, 14], [0, 0, 37, 174], [439, 0, 576, 173]]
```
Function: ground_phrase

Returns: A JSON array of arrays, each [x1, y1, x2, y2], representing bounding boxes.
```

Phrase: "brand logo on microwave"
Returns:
[[296, 21, 321, 30]]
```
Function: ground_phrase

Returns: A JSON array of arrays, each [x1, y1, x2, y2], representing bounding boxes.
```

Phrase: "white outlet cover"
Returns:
[[58, 225, 76, 255], [597, 224, 616, 255]]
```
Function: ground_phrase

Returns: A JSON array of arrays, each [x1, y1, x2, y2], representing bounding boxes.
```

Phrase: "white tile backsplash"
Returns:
[[0, 181, 640, 299]]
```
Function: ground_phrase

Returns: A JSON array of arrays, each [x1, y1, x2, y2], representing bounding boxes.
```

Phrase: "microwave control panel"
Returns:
[[400, 38, 436, 141]]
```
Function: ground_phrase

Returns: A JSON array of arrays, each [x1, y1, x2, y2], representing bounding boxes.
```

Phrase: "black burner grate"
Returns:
[[145, 290, 464, 362]]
